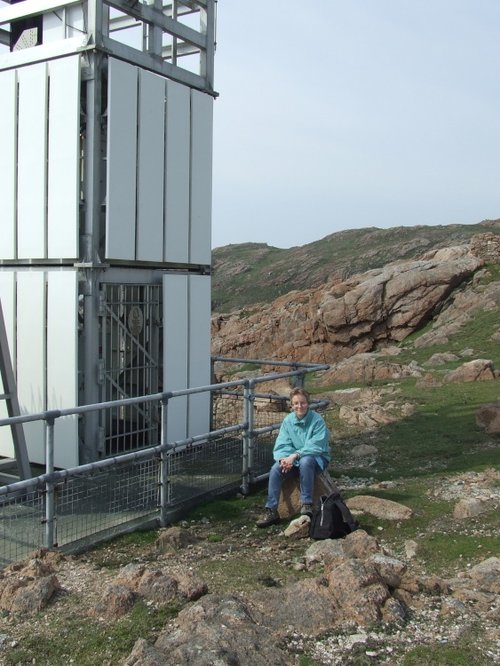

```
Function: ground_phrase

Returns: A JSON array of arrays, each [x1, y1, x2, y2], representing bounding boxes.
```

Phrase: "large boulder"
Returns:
[[453, 498, 489, 520], [443, 359, 497, 383], [278, 470, 338, 519], [326, 558, 394, 625], [146, 595, 292, 666], [467, 557, 500, 595], [345, 496, 413, 520], [212, 248, 483, 363]]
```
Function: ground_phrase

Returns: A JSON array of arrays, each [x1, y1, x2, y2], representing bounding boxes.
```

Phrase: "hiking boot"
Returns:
[[300, 504, 314, 516], [256, 507, 280, 528]]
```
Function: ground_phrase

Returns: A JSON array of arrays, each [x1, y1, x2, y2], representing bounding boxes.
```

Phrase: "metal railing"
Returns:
[[0, 358, 329, 566]]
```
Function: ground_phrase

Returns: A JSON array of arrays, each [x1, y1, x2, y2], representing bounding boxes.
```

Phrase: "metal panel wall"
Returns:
[[164, 80, 190, 264], [0, 57, 80, 262], [106, 60, 213, 267], [17, 272, 45, 464], [47, 272, 79, 468], [163, 273, 189, 442], [0, 271, 79, 467], [0, 273, 16, 458], [190, 90, 213, 266], [106, 58, 138, 261], [136, 69, 165, 262], [0, 70, 17, 261], [47, 56, 80, 259], [43, 6, 85, 43], [188, 274, 211, 436], [17, 63, 48, 259]]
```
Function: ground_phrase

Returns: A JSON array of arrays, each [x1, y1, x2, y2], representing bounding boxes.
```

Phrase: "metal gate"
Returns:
[[100, 284, 162, 456]]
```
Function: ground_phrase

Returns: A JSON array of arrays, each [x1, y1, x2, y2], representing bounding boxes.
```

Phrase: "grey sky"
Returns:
[[211, 0, 500, 249]]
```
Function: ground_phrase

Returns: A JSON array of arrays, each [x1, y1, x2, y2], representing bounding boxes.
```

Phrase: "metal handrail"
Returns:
[[0, 358, 330, 554]]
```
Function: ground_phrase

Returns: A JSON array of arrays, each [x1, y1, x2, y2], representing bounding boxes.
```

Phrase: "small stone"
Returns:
[[404, 540, 419, 560]]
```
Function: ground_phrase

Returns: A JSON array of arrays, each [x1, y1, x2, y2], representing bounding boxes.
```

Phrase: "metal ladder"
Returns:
[[0, 301, 31, 484]]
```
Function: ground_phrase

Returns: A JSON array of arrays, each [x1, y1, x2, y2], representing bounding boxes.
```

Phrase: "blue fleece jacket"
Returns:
[[273, 409, 331, 467]]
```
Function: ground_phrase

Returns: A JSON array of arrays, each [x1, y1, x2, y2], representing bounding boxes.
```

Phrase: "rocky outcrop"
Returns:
[[212, 226, 500, 314], [123, 529, 500, 664], [424, 352, 460, 366], [123, 593, 293, 666], [318, 353, 423, 385], [443, 359, 497, 383], [277, 470, 338, 519], [92, 563, 208, 619], [212, 245, 484, 364], [338, 402, 416, 429], [1, 469, 498, 666], [470, 231, 500, 262], [125, 530, 408, 664], [453, 498, 489, 519], [414, 278, 500, 349], [0, 550, 61, 615], [156, 526, 200, 553]]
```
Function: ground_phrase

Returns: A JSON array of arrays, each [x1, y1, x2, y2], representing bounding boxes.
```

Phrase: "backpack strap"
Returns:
[[332, 496, 359, 532], [318, 470, 341, 495]]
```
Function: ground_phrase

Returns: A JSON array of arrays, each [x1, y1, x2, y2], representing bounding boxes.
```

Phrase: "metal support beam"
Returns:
[[106, 0, 206, 49], [81, 37, 104, 463], [0, 301, 32, 480]]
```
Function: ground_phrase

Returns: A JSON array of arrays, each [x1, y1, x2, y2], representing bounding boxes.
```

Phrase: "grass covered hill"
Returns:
[[212, 219, 500, 313]]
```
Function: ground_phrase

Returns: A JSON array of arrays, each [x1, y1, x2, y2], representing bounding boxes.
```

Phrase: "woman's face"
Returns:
[[291, 395, 309, 419]]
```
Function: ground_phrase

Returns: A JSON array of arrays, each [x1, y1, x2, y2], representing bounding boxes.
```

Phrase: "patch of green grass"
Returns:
[[338, 474, 499, 575], [196, 554, 312, 594], [186, 495, 261, 523], [342, 489, 455, 544], [299, 657, 325, 666], [207, 532, 224, 542], [90, 529, 159, 550], [331, 378, 500, 481], [377, 382, 500, 478], [417, 532, 499, 574], [402, 625, 494, 665], [238, 309, 259, 319], [4, 602, 177, 666]]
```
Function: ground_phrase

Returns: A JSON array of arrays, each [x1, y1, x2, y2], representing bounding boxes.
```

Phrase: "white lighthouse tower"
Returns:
[[0, 0, 216, 468]]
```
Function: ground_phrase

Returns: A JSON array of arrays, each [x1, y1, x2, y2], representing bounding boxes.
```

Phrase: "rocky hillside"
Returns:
[[212, 219, 500, 313], [212, 230, 500, 365]]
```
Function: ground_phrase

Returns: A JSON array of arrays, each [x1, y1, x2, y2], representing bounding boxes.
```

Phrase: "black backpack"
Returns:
[[309, 492, 360, 540]]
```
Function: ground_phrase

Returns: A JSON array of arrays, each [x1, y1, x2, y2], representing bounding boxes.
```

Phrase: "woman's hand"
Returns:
[[279, 453, 299, 472]]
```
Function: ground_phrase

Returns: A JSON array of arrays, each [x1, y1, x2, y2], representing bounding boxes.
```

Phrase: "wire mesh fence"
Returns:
[[0, 360, 329, 566], [52, 458, 160, 549], [167, 434, 244, 506], [0, 490, 45, 568]]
